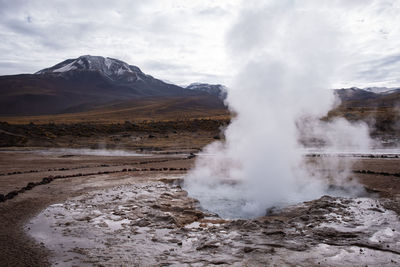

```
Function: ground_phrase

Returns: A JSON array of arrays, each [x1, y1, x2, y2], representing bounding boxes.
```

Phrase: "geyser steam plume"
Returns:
[[184, 1, 376, 219]]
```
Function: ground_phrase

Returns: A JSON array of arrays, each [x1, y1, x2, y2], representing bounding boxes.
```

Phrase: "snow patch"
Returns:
[[364, 87, 400, 94], [104, 58, 112, 69], [117, 67, 125, 76], [53, 61, 77, 73]]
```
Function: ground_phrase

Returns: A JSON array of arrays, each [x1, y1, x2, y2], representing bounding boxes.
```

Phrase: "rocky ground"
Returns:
[[27, 182, 400, 266], [0, 148, 400, 266]]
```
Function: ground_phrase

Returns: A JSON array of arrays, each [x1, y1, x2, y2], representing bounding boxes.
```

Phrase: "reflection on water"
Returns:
[[303, 147, 400, 157], [197, 147, 400, 158]]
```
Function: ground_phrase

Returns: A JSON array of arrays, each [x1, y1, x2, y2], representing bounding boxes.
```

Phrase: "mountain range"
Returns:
[[0, 55, 226, 116], [1, 55, 400, 120], [334, 87, 400, 108]]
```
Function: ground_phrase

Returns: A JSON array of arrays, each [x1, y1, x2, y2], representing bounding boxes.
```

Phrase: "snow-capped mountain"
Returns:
[[335, 87, 400, 102], [186, 83, 227, 100], [32, 55, 196, 98], [363, 87, 400, 94], [36, 55, 159, 85], [333, 86, 400, 109], [0, 55, 226, 116], [337, 86, 400, 95]]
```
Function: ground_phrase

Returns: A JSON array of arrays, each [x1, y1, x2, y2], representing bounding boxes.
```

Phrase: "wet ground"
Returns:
[[1, 148, 400, 266], [27, 181, 400, 266]]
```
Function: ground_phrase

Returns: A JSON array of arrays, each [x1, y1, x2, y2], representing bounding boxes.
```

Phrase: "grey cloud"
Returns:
[[0, 0, 232, 84], [375, 54, 400, 68], [142, 60, 187, 71], [356, 53, 400, 82], [0, 60, 39, 74], [226, 3, 276, 54], [141, 59, 224, 85], [197, 7, 229, 17]]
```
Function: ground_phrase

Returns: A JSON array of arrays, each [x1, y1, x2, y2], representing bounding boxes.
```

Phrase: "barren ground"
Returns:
[[0, 144, 400, 266]]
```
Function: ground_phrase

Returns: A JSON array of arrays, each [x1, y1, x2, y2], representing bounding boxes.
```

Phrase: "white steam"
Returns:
[[34, 148, 151, 157], [184, 1, 378, 219]]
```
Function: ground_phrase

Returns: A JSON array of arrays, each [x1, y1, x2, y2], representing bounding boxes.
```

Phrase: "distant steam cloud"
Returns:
[[184, 1, 377, 219], [34, 148, 150, 157]]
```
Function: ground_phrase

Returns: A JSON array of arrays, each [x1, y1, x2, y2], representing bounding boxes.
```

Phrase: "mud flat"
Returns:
[[27, 182, 400, 266], [0, 148, 400, 266], [0, 148, 192, 266]]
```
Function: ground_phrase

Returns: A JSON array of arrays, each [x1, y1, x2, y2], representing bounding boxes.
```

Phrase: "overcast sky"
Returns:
[[0, 0, 399, 88]]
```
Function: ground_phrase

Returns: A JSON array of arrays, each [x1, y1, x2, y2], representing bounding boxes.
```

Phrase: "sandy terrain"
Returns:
[[0, 148, 400, 266]]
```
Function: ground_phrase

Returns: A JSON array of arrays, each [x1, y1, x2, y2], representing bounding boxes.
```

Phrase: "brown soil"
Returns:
[[0, 150, 194, 266], [0, 119, 228, 149], [0, 148, 399, 265]]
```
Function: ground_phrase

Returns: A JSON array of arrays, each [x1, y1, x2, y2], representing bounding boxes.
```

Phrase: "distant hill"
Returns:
[[334, 87, 400, 108], [185, 83, 227, 100], [331, 87, 400, 138], [0, 55, 224, 116], [2, 55, 400, 134]]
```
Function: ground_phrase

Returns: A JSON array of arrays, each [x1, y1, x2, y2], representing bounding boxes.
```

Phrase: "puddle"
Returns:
[[302, 147, 400, 157]]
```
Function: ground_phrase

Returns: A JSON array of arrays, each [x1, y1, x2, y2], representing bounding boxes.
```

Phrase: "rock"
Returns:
[[5, 190, 18, 199], [196, 242, 219, 250], [137, 219, 151, 227], [262, 230, 286, 236], [25, 182, 36, 190], [183, 209, 204, 219], [243, 247, 254, 253], [265, 206, 280, 215], [300, 215, 310, 221], [155, 214, 177, 225], [41, 177, 54, 184]]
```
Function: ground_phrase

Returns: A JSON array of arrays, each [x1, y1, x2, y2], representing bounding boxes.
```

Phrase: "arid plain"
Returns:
[[0, 112, 400, 266]]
